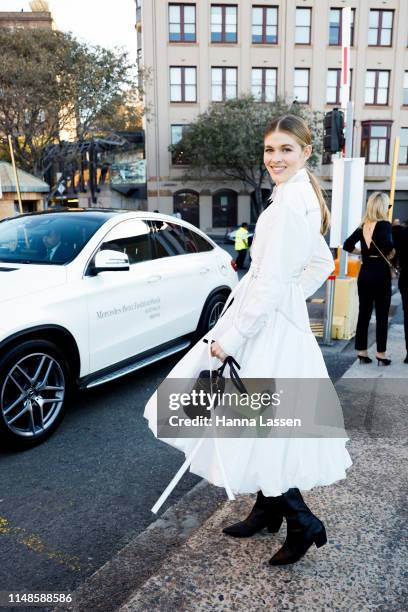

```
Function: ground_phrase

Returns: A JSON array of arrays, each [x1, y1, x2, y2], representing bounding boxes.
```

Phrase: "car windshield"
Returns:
[[0, 213, 107, 265]]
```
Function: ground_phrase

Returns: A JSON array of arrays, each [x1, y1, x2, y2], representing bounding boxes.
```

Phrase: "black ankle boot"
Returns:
[[269, 488, 327, 566], [223, 491, 283, 538]]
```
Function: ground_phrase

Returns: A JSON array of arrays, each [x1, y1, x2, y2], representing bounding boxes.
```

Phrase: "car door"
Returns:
[[85, 218, 166, 373], [148, 219, 217, 338]]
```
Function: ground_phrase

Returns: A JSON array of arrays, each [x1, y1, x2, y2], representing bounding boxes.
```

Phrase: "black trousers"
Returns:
[[235, 249, 247, 269], [355, 260, 391, 353], [398, 272, 408, 352]]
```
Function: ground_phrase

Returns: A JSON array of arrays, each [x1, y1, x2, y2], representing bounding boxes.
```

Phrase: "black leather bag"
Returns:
[[183, 342, 247, 419]]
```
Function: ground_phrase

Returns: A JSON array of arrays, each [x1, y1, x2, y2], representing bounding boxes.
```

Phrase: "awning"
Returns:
[[0, 162, 50, 194]]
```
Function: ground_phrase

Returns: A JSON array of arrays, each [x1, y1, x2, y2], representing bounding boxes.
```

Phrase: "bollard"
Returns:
[[322, 275, 336, 346]]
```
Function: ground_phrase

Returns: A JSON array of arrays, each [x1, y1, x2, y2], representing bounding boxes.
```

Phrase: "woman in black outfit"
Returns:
[[392, 219, 408, 363], [343, 192, 394, 366]]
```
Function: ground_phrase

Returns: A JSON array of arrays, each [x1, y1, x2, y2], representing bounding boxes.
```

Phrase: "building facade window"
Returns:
[[368, 9, 393, 46], [328, 7, 355, 46], [170, 125, 190, 165], [169, 4, 196, 42], [398, 128, 408, 165], [404, 72, 408, 105], [361, 122, 392, 164], [295, 7, 311, 44], [212, 190, 238, 228], [211, 67, 237, 101], [251, 68, 277, 102], [327, 69, 341, 104], [170, 66, 197, 102], [252, 6, 278, 44], [399, 128, 408, 165], [211, 5, 237, 43], [364, 70, 390, 105], [136, 48, 142, 72], [326, 68, 352, 104], [294, 68, 310, 103]]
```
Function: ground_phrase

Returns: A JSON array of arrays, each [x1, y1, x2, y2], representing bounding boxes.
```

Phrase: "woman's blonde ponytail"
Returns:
[[306, 168, 330, 235]]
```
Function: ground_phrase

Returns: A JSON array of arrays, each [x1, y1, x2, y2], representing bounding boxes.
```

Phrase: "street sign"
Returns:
[[329, 157, 365, 249], [57, 183, 66, 195]]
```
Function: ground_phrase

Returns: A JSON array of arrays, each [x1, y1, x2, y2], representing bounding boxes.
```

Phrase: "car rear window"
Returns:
[[186, 229, 214, 252], [150, 220, 214, 258]]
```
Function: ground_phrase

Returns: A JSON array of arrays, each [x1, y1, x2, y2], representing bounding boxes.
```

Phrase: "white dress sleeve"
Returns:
[[217, 183, 313, 358]]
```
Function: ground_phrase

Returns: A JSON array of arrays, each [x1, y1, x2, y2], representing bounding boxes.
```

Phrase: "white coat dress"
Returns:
[[144, 168, 353, 500]]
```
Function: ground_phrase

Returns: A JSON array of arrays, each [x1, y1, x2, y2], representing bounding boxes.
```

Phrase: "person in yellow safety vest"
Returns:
[[234, 222, 249, 269]]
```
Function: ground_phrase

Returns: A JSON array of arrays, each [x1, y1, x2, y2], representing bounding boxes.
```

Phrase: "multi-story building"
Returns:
[[137, 0, 408, 231]]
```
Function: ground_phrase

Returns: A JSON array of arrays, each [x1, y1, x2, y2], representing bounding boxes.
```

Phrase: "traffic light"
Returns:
[[323, 108, 345, 153]]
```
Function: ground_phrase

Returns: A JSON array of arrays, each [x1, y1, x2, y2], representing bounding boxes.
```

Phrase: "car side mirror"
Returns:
[[93, 249, 130, 273]]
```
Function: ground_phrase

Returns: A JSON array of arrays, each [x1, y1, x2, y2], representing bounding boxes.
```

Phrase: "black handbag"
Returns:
[[183, 341, 248, 419], [371, 238, 400, 279]]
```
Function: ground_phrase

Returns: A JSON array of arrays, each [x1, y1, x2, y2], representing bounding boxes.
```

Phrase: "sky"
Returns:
[[1, 0, 137, 58]]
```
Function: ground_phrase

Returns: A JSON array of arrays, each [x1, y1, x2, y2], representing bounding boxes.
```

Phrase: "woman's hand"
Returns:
[[210, 341, 228, 362]]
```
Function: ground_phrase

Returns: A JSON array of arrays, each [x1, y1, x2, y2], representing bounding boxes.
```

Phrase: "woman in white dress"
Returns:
[[144, 115, 352, 565]]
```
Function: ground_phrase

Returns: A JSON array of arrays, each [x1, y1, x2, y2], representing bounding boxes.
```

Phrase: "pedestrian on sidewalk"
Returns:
[[343, 192, 395, 366], [392, 218, 408, 363], [234, 222, 249, 269], [144, 114, 352, 566]]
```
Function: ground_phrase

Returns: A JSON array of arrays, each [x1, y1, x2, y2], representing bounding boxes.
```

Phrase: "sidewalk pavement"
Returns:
[[117, 323, 408, 611], [343, 324, 407, 378]]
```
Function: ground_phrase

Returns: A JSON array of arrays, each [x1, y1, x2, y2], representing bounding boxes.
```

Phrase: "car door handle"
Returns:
[[200, 267, 211, 275], [147, 274, 162, 283]]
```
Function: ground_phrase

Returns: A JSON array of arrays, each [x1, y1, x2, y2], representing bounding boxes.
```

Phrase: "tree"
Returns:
[[169, 95, 323, 219], [0, 28, 142, 177]]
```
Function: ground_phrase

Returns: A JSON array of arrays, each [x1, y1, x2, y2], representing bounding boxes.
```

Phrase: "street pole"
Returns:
[[7, 135, 23, 215], [388, 137, 399, 222], [323, 6, 352, 344], [338, 101, 354, 277], [338, 6, 352, 278]]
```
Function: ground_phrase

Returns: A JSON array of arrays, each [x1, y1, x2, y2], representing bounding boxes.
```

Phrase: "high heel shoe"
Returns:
[[358, 355, 372, 364], [223, 491, 283, 538], [376, 357, 391, 366], [269, 488, 327, 566]]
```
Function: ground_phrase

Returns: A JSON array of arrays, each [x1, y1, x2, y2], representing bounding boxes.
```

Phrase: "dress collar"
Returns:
[[274, 167, 310, 191], [270, 168, 310, 203]]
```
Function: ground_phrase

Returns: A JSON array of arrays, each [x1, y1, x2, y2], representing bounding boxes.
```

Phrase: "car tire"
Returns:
[[0, 339, 71, 450], [195, 292, 228, 340]]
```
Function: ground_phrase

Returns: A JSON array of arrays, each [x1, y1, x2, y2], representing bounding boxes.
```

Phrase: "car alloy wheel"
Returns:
[[207, 299, 225, 329], [1, 351, 66, 441]]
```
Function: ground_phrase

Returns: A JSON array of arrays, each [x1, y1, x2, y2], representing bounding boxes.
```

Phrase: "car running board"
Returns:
[[85, 339, 191, 389]]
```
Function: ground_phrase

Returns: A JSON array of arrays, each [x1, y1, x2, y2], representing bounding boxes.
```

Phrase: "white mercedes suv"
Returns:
[[0, 210, 238, 449]]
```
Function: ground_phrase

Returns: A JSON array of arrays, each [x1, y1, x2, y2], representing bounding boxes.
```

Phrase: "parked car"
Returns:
[[224, 224, 256, 245], [0, 210, 238, 449]]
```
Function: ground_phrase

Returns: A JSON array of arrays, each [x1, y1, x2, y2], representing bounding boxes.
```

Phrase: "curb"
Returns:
[[52, 480, 225, 612]]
